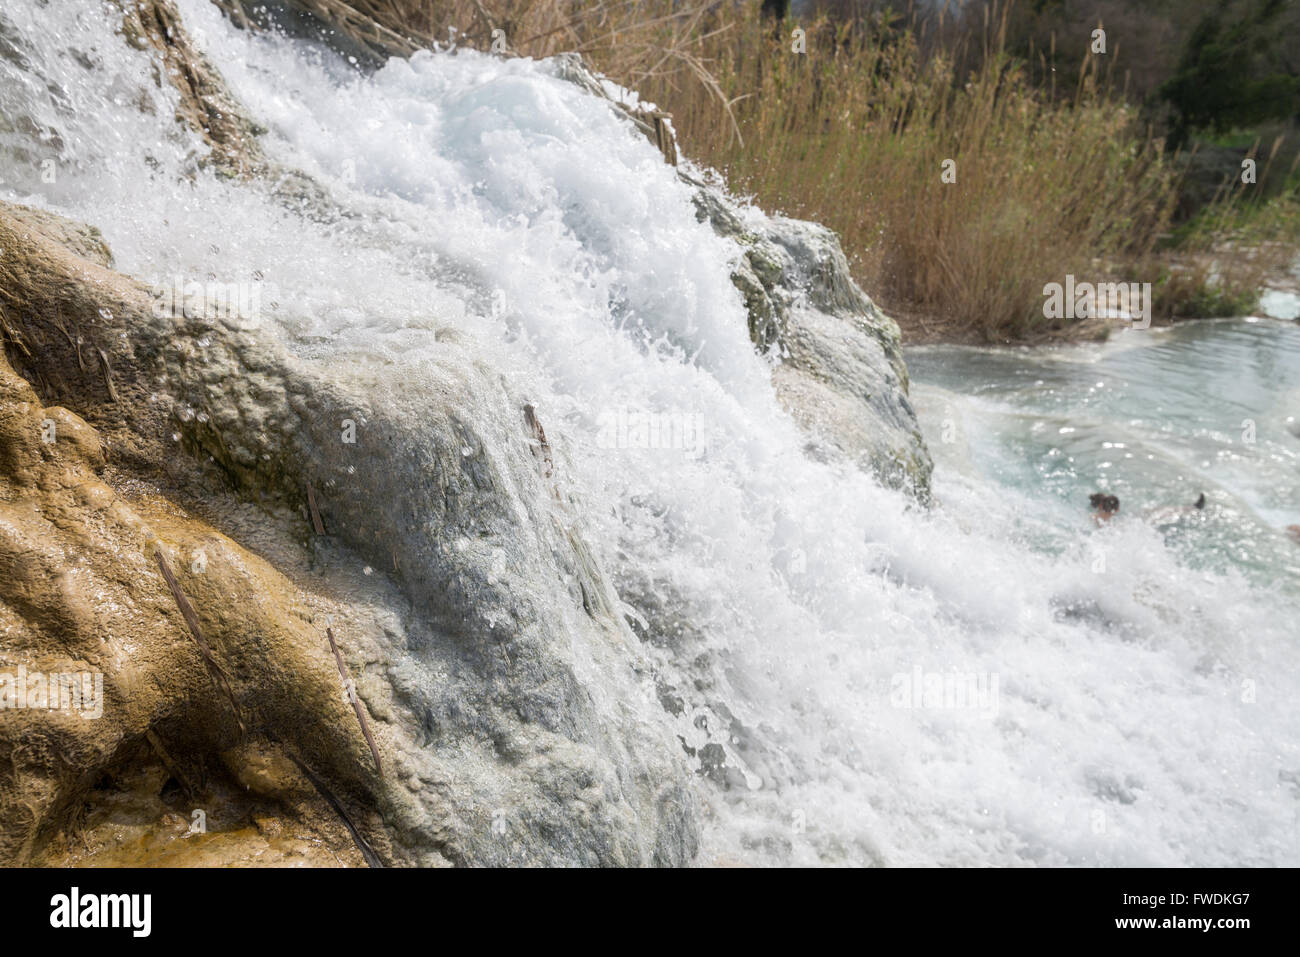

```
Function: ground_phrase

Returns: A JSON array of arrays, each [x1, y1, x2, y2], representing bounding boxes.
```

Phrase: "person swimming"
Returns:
[[1089, 492, 1120, 524], [1146, 492, 1207, 526]]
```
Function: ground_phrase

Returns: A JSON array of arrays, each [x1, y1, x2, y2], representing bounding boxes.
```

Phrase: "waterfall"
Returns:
[[2, 0, 1296, 866]]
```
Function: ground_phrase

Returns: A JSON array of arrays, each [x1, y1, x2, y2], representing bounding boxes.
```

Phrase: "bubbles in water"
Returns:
[[5, 0, 1293, 868]]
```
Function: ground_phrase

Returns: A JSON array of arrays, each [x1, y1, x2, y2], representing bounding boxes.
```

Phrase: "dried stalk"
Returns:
[[154, 549, 245, 735], [327, 627, 382, 775]]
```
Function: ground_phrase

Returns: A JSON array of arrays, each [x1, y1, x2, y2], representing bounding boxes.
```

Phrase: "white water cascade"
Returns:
[[2, 0, 1297, 866]]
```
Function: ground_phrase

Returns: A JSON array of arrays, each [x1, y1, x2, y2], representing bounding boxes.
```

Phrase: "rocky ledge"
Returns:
[[0, 0, 929, 866]]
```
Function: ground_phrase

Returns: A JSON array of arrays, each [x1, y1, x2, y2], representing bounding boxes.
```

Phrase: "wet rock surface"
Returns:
[[0, 0, 929, 867], [685, 177, 932, 498], [1, 198, 698, 866]]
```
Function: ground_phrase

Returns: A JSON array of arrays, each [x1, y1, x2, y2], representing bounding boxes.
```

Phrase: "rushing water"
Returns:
[[908, 320, 1300, 587], [3, 0, 1298, 866]]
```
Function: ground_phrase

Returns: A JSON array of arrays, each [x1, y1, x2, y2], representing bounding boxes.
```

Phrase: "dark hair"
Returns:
[[1089, 493, 1119, 512], [1194, 493, 1206, 510]]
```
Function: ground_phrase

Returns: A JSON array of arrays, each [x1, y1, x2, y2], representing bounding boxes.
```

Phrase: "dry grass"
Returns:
[[656, 5, 1180, 339]]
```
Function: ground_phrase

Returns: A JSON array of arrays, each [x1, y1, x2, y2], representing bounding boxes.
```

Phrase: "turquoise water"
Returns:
[[908, 319, 1300, 587]]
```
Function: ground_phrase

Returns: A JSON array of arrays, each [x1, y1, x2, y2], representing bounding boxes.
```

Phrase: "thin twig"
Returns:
[[96, 348, 119, 403], [144, 729, 198, 799], [154, 549, 245, 735], [51, 305, 83, 370], [0, 307, 32, 358], [470, 0, 497, 38], [327, 627, 382, 775], [281, 746, 383, 868], [306, 482, 326, 535]]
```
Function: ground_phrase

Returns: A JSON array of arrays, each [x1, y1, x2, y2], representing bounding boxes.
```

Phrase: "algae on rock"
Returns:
[[683, 173, 933, 499]]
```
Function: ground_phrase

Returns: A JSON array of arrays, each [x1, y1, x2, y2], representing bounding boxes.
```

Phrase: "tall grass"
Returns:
[[648, 6, 1179, 339]]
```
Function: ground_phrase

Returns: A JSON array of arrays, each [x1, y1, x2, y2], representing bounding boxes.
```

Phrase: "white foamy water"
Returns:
[[3, 0, 1298, 866]]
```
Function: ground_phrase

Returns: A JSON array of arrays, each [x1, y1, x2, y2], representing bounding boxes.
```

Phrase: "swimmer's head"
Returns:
[[1194, 493, 1206, 510], [1089, 493, 1119, 515]]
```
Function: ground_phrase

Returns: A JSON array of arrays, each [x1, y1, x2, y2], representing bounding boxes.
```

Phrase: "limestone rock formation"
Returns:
[[0, 0, 930, 867], [0, 332, 380, 866], [685, 176, 932, 498], [0, 197, 701, 866]]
